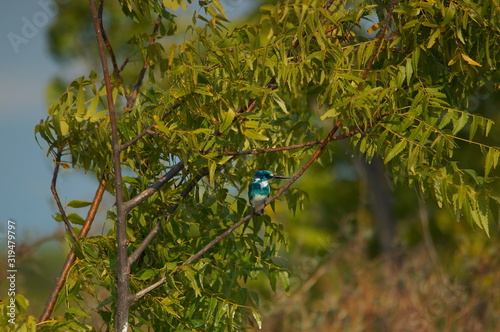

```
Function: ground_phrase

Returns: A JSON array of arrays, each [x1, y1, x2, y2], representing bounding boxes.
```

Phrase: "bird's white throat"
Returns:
[[254, 180, 268, 188]]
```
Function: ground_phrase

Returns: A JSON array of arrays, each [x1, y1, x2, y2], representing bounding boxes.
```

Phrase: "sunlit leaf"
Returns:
[[461, 53, 482, 67], [67, 200, 92, 208]]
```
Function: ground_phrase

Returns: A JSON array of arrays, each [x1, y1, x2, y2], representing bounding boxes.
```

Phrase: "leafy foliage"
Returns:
[[33, 0, 499, 330]]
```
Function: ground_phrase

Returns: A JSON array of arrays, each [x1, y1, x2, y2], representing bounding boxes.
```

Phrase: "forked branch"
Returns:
[[38, 174, 107, 326]]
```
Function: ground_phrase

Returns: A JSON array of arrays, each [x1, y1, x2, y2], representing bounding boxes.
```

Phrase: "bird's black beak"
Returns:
[[272, 175, 291, 179]]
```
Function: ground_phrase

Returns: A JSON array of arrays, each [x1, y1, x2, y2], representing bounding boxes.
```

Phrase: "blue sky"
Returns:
[[0, 1, 77, 241], [0, 0, 260, 243]]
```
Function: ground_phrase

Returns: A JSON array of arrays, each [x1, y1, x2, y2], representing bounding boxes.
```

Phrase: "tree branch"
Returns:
[[88, 0, 130, 330], [358, 0, 399, 88], [120, 101, 183, 151], [126, 14, 163, 110], [38, 174, 107, 326], [203, 112, 387, 156], [51, 147, 77, 241], [98, 0, 125, 89], [123, 160, 184, 212]]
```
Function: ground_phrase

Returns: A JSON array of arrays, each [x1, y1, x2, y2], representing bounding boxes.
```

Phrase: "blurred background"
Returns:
[[1, 0, 499, 330]]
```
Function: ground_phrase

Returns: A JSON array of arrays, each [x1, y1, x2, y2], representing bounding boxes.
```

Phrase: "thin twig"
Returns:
[[127, 14, 163, 110], [124, 161, 184, 212], [358, 0, 399, 88], [16, 230, 64, 263], [98, 0, 125, 89], [120, 101, 183, 151], [203, 113, 387, 156], [51, 148, 77, 241]]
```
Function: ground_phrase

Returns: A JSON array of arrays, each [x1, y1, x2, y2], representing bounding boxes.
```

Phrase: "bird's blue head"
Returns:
[[253, 170, 275, 183], [252, 170, 291, 184]]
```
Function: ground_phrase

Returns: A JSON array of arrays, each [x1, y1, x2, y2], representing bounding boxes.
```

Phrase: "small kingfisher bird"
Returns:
[[248, 170, 291, 215]]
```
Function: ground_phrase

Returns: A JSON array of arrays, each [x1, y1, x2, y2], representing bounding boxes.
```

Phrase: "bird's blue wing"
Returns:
[[248, 182, 261, 200]]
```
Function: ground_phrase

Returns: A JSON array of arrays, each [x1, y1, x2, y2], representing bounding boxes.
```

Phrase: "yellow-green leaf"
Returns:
[[67, 200, 92, 208], [242, 129, 269, 141], [67, 213, 85, 225], [461, 53, 482, 67], [76, 86, 85, 115], [220, 109, 236, 133], [384, 140, 407, 164]]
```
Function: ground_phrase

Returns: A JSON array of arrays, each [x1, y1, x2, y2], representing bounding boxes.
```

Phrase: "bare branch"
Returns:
[[120, 56, 131, 72], [123, 161, 184, 212], [98, 0, 126, 89], [51, 147, 77, 241], [204, 112, 388, 156], [120, 101, 183, 151], [358, 0, 399, 87], [39, 174, 107, 325], [126, 14, 163, 110]]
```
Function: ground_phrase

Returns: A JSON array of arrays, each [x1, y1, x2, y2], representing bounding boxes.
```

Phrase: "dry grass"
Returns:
[[254, 240, 500, 332]]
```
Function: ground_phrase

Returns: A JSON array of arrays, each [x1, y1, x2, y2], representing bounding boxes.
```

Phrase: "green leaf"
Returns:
[[183, 268, 201, 297], [162, 0, 188, 11], [67, 307, 91, 319], [86, 94, 100, 119], [320, 107, 340, 120], [427, 29, 440, 48], [242, 129, 269, 141], [15, 294, 29, 311], [191, 128, 212, 134], [384, 140, 408, 164], [278, 270, 290, 294], [76, 86, 85, 115], [485, 147, 499, 177], [220, 109, 236, 133], [269, 268, 277, 292], [153, 115, 171, 134], [452, 112, 469, 135], [214, 300, 228, 326], [272, 94, 288, 114], [208, 160, 217, 185], [461, 53, 482, 67], [67, 200, 92, 208], [67, 213, 85, 225], [251, 307, 262, 329], [136, 269, 155, 280]]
